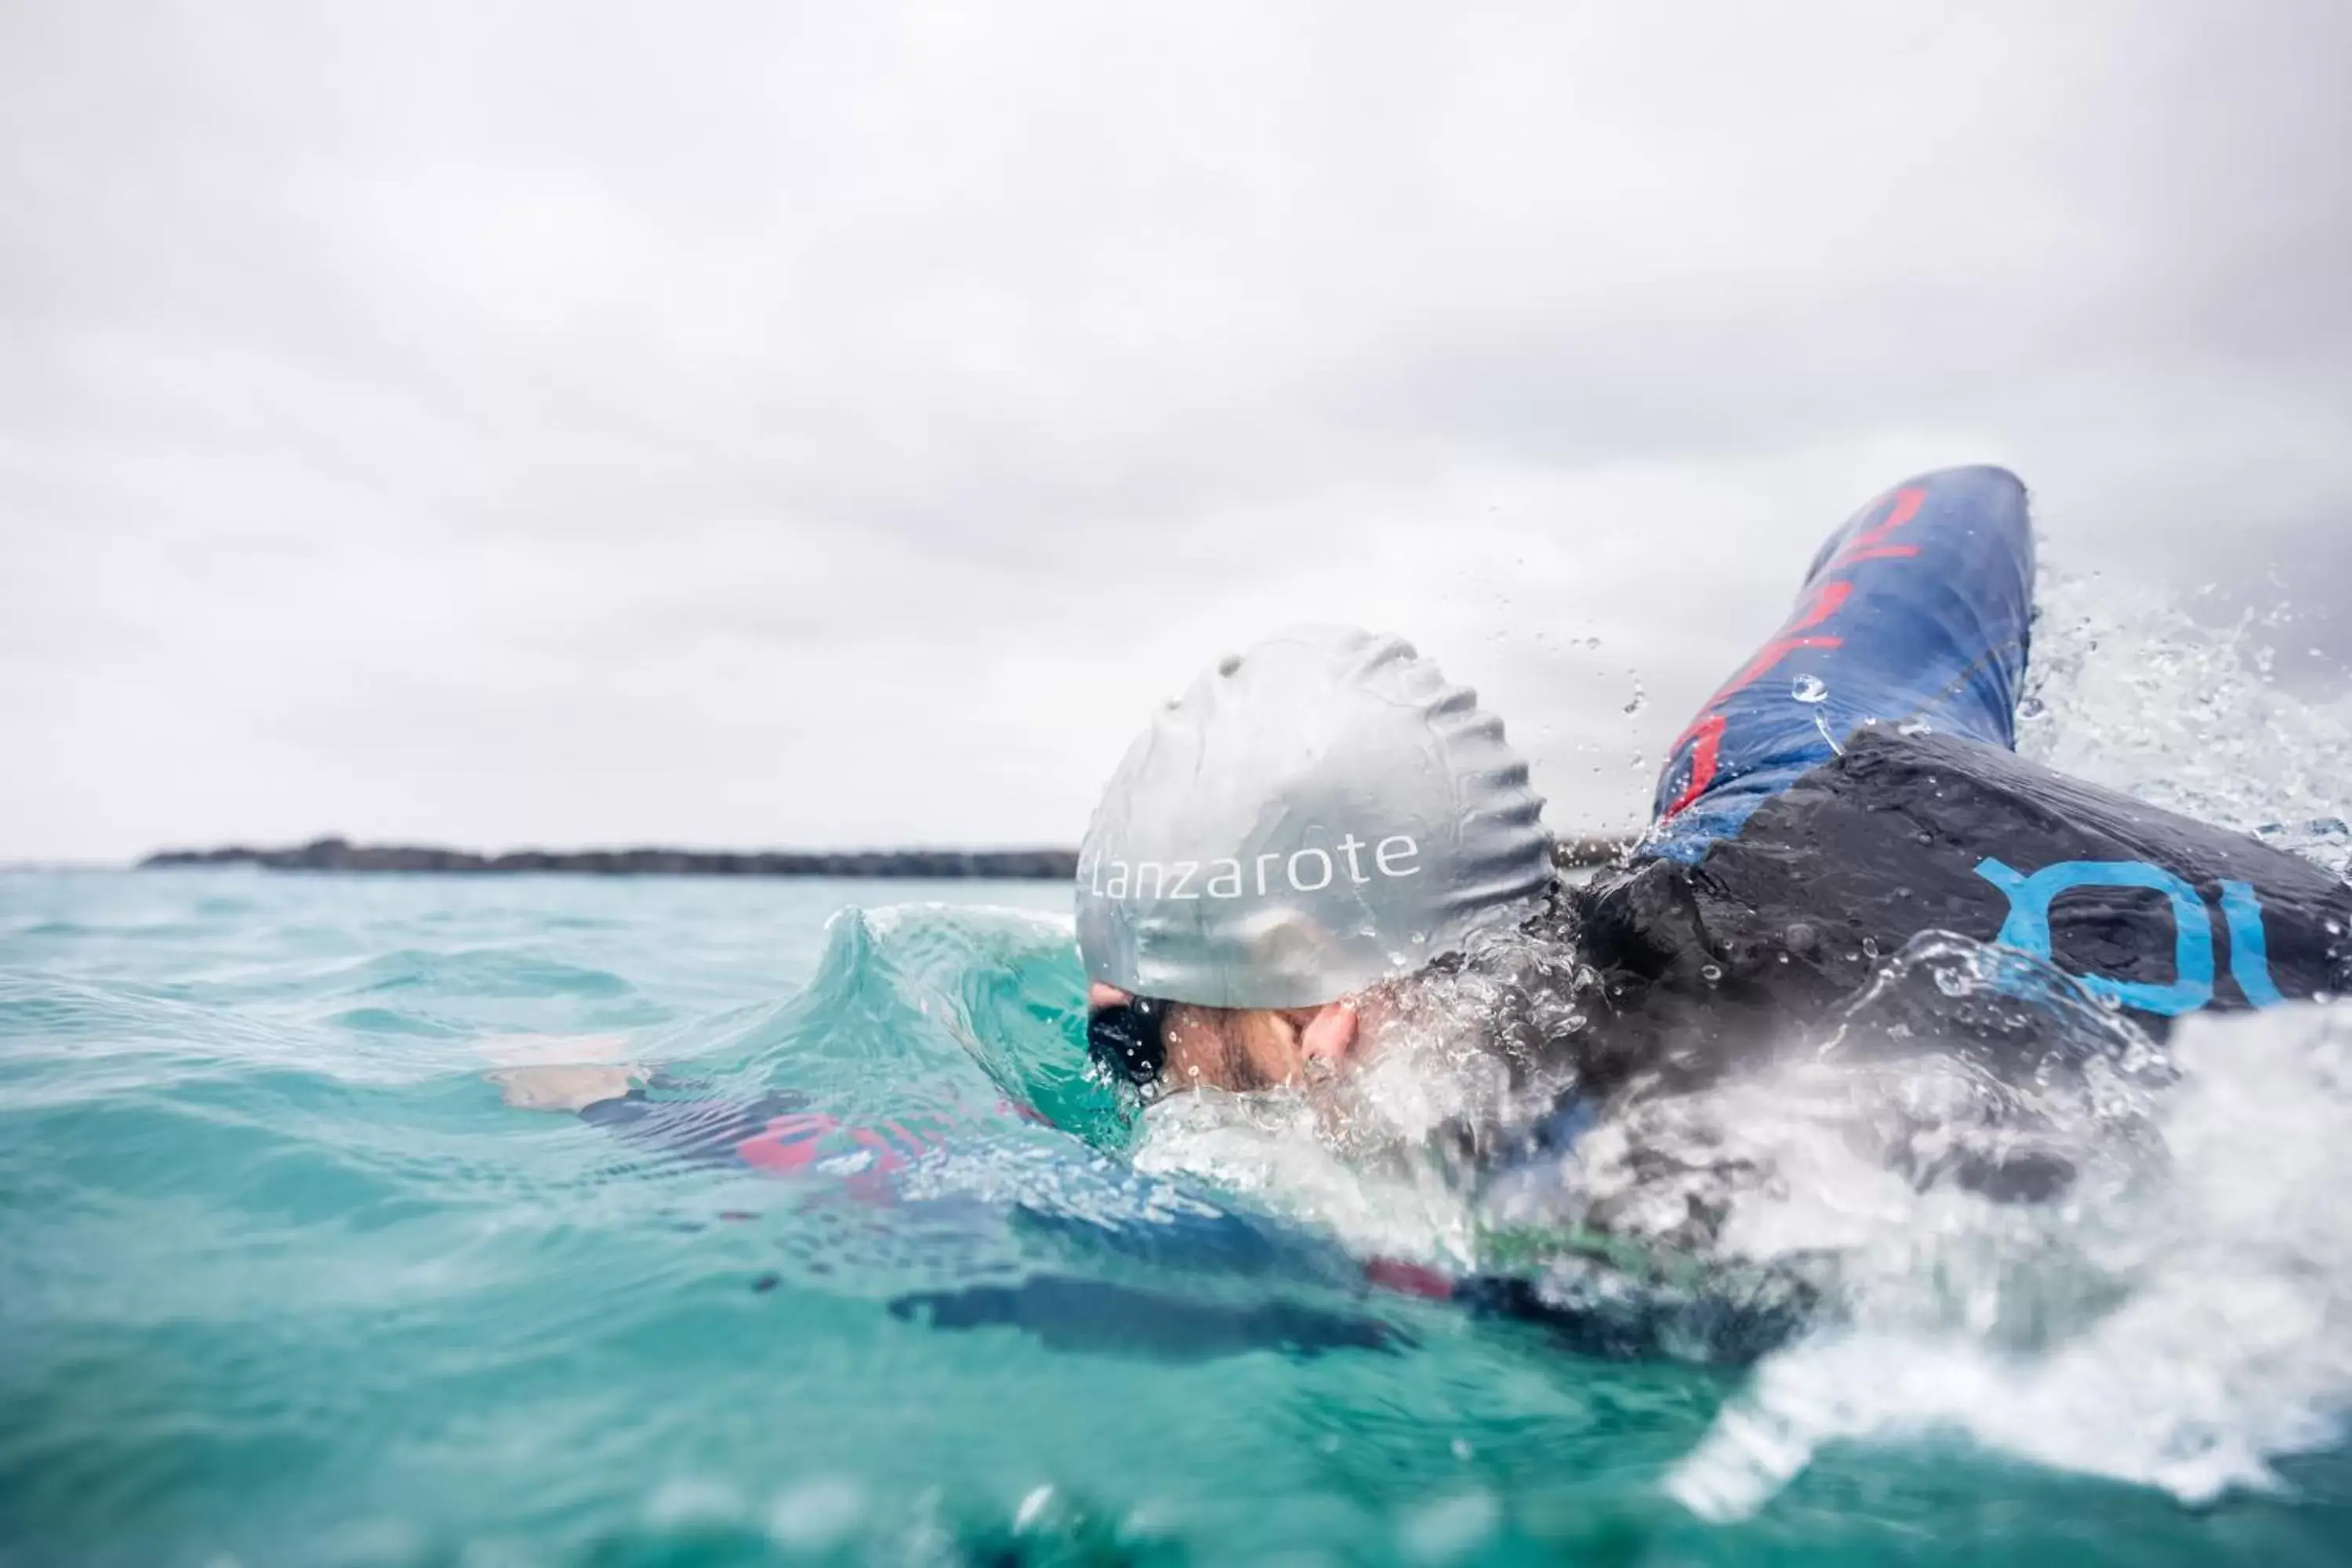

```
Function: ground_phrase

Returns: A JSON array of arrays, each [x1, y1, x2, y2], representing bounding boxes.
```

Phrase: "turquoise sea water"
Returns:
[[5, 866, 2350, 1566]]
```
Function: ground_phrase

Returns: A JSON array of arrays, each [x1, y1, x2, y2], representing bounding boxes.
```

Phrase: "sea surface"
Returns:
[[8, 582, 2352, 1566]]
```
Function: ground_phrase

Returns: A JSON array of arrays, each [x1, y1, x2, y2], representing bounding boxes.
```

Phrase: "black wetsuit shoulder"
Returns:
[[1567, 728, 2352, 1090]]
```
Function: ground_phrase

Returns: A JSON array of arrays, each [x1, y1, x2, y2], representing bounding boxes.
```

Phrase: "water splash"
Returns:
[[1670, 998, 2352, 1517], [2020, 570, 2352, 877]]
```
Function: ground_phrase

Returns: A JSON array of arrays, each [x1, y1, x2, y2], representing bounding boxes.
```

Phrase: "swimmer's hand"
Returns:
[[489, 1063, 645, 1112]]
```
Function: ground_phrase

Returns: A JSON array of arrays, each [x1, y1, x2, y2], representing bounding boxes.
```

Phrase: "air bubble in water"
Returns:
[[1791, 673, 1828, 704], [1898, 717, 1933, 737]]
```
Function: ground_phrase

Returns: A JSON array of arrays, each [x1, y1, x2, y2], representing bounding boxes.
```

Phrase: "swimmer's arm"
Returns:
[[488, 1062, 812, 1168]]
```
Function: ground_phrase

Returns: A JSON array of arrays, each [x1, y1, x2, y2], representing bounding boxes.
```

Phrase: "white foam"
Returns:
[[1131, 1082, 1481, 1267], [1671, 1000, 2352, 1516]]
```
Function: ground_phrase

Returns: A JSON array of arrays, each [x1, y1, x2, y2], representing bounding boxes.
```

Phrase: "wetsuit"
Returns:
[[1563, 463, 2352, 1099]]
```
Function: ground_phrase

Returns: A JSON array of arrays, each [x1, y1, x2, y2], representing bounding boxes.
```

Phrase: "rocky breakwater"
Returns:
[[140, 837, 1081, 879]]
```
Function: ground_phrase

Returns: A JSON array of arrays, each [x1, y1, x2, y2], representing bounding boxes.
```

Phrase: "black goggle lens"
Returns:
[[1086, 997, 1167, 1088]]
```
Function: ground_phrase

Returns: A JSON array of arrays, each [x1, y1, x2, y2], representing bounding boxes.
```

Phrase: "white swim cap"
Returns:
[[1076, 626, 1554, 1008]]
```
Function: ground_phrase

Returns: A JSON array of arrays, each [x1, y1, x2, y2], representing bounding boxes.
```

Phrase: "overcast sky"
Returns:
[[5, 1, 2348, 862]]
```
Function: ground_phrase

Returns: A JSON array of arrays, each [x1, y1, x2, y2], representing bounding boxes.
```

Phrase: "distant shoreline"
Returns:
[[136, 834, 1632, 880], [139, 837, 1081, 880]]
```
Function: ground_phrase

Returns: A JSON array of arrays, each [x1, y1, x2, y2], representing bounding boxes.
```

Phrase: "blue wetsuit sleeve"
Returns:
[[1645, 464, 2037, 862]]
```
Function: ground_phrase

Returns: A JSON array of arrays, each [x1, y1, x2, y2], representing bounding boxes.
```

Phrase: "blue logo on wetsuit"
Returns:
[[1973, 857, 2284, 1015]]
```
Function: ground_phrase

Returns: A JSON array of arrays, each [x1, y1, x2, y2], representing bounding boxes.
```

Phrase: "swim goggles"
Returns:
[[1085, 996, 1168, 1091]]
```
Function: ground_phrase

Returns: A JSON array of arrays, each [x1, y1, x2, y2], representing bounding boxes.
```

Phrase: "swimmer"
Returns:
[[1079, 466, 2352, 1145], [486, 466, 2348, 1363]]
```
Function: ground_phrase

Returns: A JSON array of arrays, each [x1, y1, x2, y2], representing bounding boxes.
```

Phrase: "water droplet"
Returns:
[[2017, 694, 2047, 720], [1897, 717, 1933, 737], [1791, 673, 1828, 704], [1860, 935, 1879, 960], [1700, 963, 1723, 983]]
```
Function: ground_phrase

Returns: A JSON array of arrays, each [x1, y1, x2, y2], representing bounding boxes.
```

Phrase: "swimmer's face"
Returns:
[[1087, 982, 1360, 1094]]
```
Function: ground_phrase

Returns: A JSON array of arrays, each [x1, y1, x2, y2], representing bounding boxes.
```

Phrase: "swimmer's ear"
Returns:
[[1298, 1000, 1359, 1065]]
